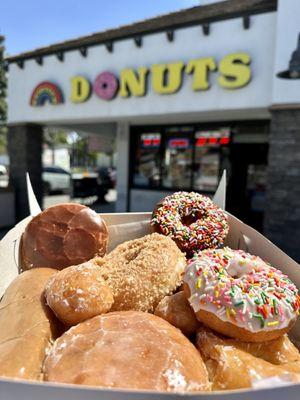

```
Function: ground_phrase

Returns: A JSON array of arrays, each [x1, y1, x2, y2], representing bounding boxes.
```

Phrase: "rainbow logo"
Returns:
[[30, 81, 63, 106]]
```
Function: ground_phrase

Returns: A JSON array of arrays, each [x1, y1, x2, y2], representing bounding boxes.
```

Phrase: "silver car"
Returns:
[[43, 166, 71, 194]]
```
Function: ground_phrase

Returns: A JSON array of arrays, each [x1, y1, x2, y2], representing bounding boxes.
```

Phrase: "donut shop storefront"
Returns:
[[6, 0, 300, 261]]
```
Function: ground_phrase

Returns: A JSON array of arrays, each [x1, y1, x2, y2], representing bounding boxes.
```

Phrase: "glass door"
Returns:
[[193, 128, 230, 192], [161, 127, 194, 190], [132, 131, 162, 188]]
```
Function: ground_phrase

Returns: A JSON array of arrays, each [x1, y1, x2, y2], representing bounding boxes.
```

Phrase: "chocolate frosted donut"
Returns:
[[21, 203, 108, 270], [151, 192, 228, 255]]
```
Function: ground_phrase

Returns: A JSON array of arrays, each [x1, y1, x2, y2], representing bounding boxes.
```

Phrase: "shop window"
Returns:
[[133, 133, 162, 188], [193, 128, 230, 192], [162, 132, 193, 189], [131, 126, 230, 192]]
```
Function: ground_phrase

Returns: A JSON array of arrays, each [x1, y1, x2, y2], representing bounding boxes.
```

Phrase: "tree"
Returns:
[[0, 35, 7, 154], [43, 127, 69, 165], [43, 127, 68, 147]]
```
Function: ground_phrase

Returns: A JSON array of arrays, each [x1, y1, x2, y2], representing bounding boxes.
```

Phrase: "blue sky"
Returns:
[[0, 0, 199, 56]]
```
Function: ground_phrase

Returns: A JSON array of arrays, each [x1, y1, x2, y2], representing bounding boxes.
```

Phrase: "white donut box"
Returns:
[[0, 173, 299, 400]]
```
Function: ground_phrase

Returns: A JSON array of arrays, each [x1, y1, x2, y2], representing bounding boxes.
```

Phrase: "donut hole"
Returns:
[[227, 257, 254, 280], [181, 212, 202, 226], [227, 268, 245, 280]]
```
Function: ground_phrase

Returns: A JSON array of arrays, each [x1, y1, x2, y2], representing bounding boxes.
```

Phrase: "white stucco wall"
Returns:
[[8, 12, 276, 125]]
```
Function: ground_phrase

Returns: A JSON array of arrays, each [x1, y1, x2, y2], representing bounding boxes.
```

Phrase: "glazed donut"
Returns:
[[44, 311, 210, 392], [196, 326, 300, 390], [196, 326, 300, 374], [0, 268, 60, 380], [21, 203, 108, 270], [184, 247, 300, 342], [151, 192, 228, 255], [154, 291, 200, 336], [45, 261, 114, 326]]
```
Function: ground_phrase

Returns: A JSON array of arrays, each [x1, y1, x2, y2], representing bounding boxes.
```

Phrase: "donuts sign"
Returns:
[[30, 52, 251, 106]]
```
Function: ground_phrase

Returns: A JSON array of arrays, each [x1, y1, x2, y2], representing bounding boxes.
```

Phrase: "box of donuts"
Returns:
[[0, 173, 300, 400]]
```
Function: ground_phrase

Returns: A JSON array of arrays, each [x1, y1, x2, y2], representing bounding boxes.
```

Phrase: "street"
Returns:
[[43, 189, 117, 213]]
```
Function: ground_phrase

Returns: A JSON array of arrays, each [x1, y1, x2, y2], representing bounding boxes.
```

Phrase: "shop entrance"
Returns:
[[227, 142, 269, 232], [129, 121, 269, 232]]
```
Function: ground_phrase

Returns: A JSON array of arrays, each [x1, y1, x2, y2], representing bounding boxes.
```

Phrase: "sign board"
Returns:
[[8, 12, 276, 124]]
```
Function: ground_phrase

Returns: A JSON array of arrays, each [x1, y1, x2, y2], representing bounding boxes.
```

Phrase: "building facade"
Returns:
[[6, 0, 300, 260]]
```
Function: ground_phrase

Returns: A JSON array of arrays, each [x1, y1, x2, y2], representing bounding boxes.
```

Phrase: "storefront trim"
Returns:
[[6, 0, 277, 67]]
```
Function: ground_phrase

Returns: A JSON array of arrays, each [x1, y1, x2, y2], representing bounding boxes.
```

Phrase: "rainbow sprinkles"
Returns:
[[30, 82, 63, 106], [151, 191, 228, 255], [184, 247, 300, 333]]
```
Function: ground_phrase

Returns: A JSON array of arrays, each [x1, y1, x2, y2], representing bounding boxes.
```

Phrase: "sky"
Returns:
[[0, 0, 200, 56]]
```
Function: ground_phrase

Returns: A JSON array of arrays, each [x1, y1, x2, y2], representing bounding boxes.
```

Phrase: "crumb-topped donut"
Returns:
[[184, 247, 300, 342], [21, 203, 108, 270], [151, 192, 228, 255], [95, 233, 186, 312], [44, 311, 210, 392], [44, 233, 185, 323]]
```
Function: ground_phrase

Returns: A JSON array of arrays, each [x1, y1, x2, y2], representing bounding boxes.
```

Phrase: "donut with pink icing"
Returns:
[[184, 247, 300, 342], [93, 71, 118, 100]]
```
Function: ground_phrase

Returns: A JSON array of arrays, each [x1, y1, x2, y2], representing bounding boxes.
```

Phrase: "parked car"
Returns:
[[43, 166, 71, 194], [0, 165, 8, 188], [43, 166, 114, 201]]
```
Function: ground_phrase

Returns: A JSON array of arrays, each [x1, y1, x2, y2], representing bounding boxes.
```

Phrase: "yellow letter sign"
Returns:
[[152, 62, 184, 94], [218, 53, 251, 89], [186, 57, 217, 90], [71, 76, 91, 103], [119, 67, 148, 97]]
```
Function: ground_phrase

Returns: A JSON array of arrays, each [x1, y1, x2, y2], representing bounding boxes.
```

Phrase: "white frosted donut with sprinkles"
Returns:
[[184, 247, 300, 342], [151, 192, 228, 256]]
